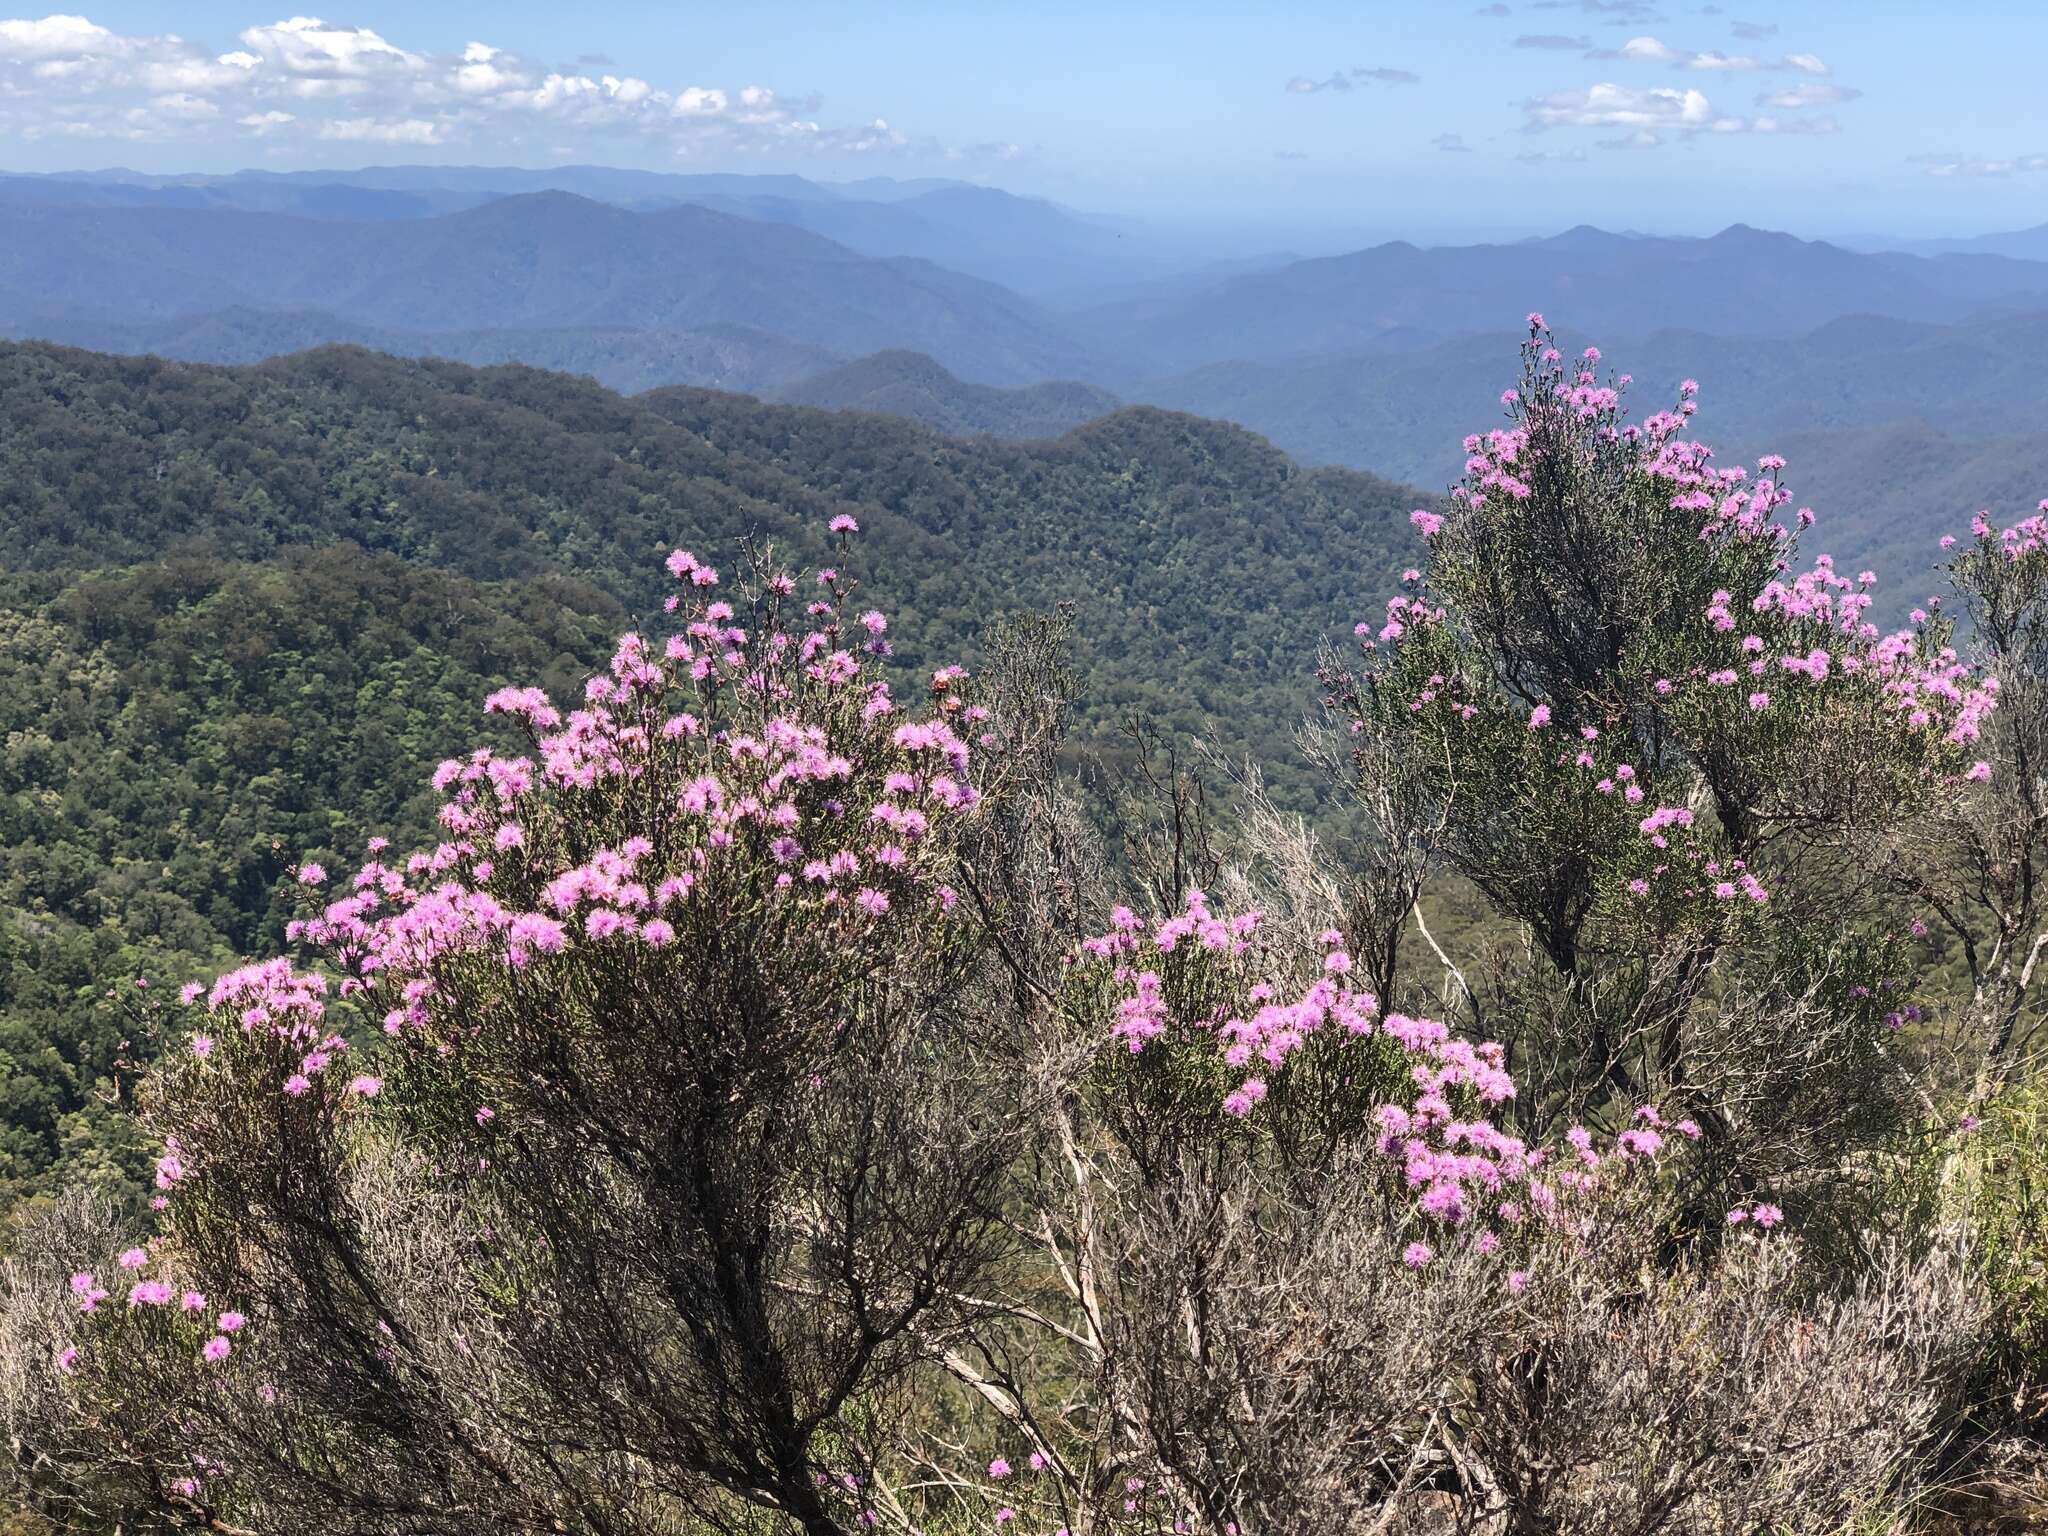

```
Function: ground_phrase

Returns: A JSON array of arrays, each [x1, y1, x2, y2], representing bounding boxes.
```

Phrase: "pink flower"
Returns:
[[1966, 761, 1992, 782], [988, 1458, 1012, 1479], [217, 1311, 246, 1333], [1528, 704, 1551, 729], [284, 1074, 311, 1097], [829, 514, 860, 534], [203, 1336, 232, 1363], [117, 1247, 147, 1270], [347, 1075, 382, 1097], [1401, 1241, 1434, 1268]]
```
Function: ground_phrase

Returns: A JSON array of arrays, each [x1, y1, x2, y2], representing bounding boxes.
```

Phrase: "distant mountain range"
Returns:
[[0, 165, 1204, 299], [7, 170, 2048, 385], [1848, 222, 2048, 264], [0, 193, 1096, 386], [3, 164, 2047, 592], [1081, 223, 2048, 371], [1134, 309, 2048, 480]]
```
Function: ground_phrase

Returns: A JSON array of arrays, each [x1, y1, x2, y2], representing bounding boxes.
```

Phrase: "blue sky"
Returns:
[[2, 1, 2041, 239]]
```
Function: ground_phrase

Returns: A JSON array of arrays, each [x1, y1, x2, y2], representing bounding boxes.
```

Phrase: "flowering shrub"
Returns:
[[1318, 321, 1987, 1212], [16, 529, 1058, 1535], [5, 325, 2041, 1535]]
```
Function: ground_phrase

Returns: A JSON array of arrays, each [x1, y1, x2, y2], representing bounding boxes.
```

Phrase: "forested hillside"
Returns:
[[0, 339, 1415, 1212], [774, 349, 1121, 437]]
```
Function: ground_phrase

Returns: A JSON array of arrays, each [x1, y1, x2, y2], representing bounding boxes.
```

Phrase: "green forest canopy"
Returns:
[[0, 339, 1420, 1213]]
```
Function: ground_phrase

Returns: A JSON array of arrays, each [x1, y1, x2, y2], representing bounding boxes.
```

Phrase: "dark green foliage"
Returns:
[[0, 547, 623, 1212], [0, 338, 1415, 1211], [774, 349, 1121, 438], [0, 339, 1415, 781]]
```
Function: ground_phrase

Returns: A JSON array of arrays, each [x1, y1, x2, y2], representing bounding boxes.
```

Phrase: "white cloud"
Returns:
[[1715, 113, 1840, 135], [1515, 145, 1589, 163], [140, 54, 254, 91], [316, 115, 440, 144], [1586, 32, 1836, 77], [1688, 50, 1759, 70], [1588, 34, 1771, 69], [147, 90, 217, 119], [1285, 64, 1420, 93], [0, 10, 941, 159], [237, 17, 424, 79], [1433, 131, 1473, 152], [1909, 151, 2048, 177], [0, 13, 117, 58], [671, 83, 728, 115], [1616, 35, 1680, 61], [1524, 81, 1713, 130], [1759, 81, 1859, 108]]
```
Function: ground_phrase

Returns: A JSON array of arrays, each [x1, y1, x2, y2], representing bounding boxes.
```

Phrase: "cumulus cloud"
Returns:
[[316, 115, 440, 144], [1586, 34, 1764, 67], [0, 10, 935, 157], [236, 16, 424, 82], [0, 12, 115, 57], [1688, 49, 1760, 69], [1909, 151, 2048, 177], [1285, 64, 1420, 93], [1582, 33, 1835, 75], [1524, 81, 1713, 130]]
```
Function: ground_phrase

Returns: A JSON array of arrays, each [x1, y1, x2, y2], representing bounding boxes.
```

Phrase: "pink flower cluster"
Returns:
[[1078, 893, 1715, 1261], [77, 521, 1004, 1386]]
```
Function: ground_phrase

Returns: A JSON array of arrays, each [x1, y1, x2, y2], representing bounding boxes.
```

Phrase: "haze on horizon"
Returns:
[[0, 0, 2041, 243]]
